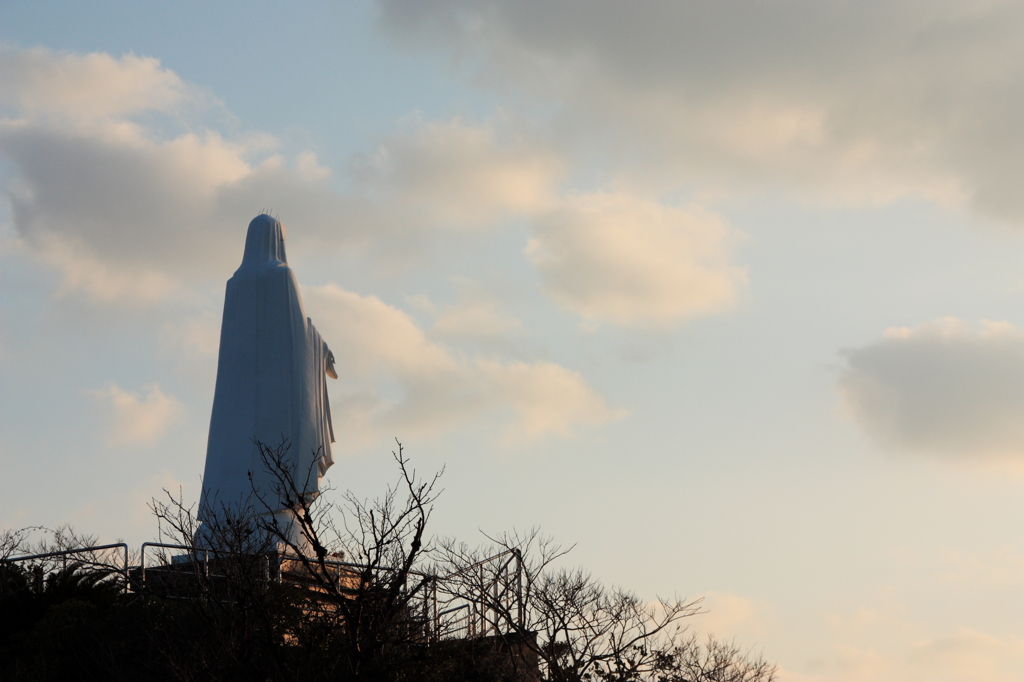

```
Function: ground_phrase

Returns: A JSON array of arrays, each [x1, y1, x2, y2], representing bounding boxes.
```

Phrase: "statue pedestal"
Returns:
[[192, 507, 314, 558], [271, 508, 314, 557]]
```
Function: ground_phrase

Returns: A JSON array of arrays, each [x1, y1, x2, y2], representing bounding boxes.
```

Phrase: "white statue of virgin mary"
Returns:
[[198, 214, 336, 547]]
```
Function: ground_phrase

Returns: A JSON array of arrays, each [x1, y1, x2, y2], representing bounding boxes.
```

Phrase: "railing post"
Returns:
[[422, 577, 431, 642], [122, 543, 130, 593], [514, 548, 523, 629], [479, 564, 485, 637], [432, 577, 439, 642], [490, 573, 497, 636], [140, 544, 147, 589]]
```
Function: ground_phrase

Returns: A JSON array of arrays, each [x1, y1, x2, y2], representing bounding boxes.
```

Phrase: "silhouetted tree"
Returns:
[[438, 531, 775, 682], [149, 438, 440, 681]]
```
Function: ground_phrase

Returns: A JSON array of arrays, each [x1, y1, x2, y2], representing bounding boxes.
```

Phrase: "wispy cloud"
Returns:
[[526, 192, 746, 327], [302, 284, 621, 447], [0, 46, 194, 119], [430, 278, 524, 343], [92, 382, 182, 448], [352, 117, 562, 227], [381, 0, 1024, 219]]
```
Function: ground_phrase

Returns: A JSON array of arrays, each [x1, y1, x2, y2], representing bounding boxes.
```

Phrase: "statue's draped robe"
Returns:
[[200, 215, 334, 522]]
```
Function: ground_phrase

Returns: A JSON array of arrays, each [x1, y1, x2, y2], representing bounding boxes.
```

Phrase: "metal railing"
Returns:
[[2, 541, 525, 642], [431, 548, 524, 640], [1, 543, 131, 590]]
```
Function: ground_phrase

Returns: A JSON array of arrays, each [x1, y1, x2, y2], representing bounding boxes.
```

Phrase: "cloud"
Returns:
[[774, 599, 1024, 682], [353, 117, 562, 227], [0, 47, 572, 303], [791, 628, 1024, 682], [380, 0, 1024, 219], [0, 45, 745, 332], [0, 46, 193, 119], [93, 382, 182, 447], [525, 192, 746, 326], [476, 359, 618, 441], [838, 318, 1024, 458], [901, 629, 1024, 682], [159, 310, 221, 361], [698, 591, 760, 633], [0, 78, 350, 302], [432, 297, 522, 340], [430, 278, 523, 343], [301, 284, 620, 446]]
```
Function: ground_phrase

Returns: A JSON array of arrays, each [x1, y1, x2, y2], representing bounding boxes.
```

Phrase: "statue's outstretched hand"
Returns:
[[325, 350, 339, 379]]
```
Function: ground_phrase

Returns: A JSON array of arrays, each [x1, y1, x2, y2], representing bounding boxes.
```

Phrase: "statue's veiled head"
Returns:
[[240, 214, 288, 269]]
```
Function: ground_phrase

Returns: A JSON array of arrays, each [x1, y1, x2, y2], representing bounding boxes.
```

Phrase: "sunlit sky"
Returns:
[[4, 2, 1024, 680]]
